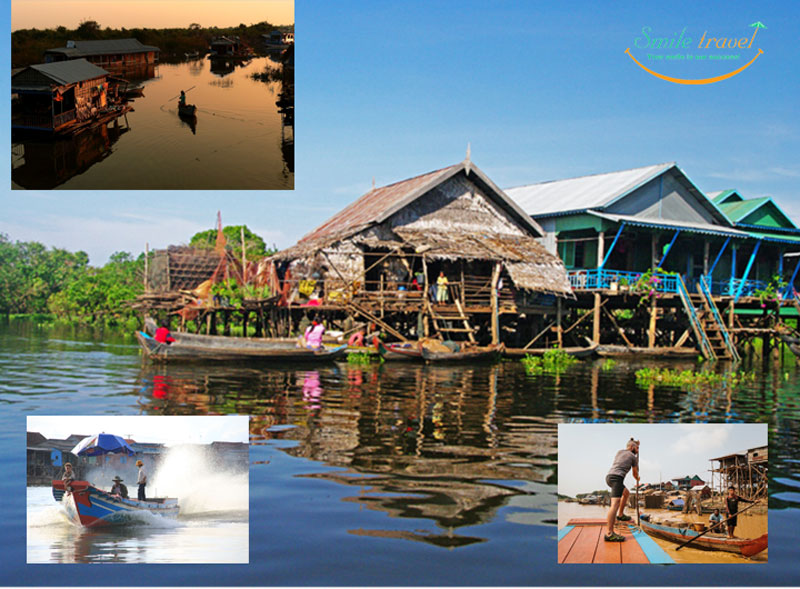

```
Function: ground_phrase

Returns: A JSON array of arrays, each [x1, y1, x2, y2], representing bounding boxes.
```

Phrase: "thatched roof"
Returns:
[[273, 160, 572, 295]]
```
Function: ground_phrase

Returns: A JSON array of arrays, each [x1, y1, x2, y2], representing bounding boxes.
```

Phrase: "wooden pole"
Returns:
[[648, 298, 657, 348], [674, 501, 761, 551], [144, 242, 149, 293], [556, 298, 563, 348], [490, 263, 500, 345], [592, 292, 601, 344]]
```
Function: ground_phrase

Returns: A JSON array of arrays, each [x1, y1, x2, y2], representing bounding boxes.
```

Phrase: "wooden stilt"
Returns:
[[592, 292, 601, 344], [557, 298, 563, 348], [490, 263, 500, 345], [648, 298, 657, 348]]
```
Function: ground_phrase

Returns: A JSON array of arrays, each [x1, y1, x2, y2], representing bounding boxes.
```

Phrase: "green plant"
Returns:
[[601, 358, 618, 371], [753, 274, 788, 308], [347, 351, 382, 365], [211, 279, 243, 308], [522, 348, 577, 374], [634, 367, 756, 390]]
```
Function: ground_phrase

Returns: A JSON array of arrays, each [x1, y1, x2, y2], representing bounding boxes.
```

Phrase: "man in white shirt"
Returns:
[[136, 460, 147, 500]]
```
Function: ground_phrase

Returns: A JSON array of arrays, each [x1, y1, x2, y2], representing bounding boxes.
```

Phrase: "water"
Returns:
[[2, 320, 800, 584], [11, 56, 293, 190]]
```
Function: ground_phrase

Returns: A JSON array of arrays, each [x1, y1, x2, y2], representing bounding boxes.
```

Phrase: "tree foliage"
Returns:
[[189, 225, 274, 261]]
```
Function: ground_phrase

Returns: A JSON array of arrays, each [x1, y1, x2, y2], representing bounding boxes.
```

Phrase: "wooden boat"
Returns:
[[178, 103, 197, 117], [639, 517, 767, 557], [375, 339, 423, 361], [777, 333, 800, 359], [596, 345, 699, 358], [136, 331, 348, 362], [503, 343, 598, 358], [52, 479, 178, 527], [420, 343, 503, 363]]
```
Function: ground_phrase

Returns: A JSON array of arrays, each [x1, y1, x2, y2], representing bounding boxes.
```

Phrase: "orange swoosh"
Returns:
[[624, 48, 763, 85]]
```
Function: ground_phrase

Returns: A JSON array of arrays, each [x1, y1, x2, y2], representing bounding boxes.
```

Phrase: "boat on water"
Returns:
[[639, 516, 767, 557], [136, 331, 348, 362], [52, 433, 179, 527], [178, 103, 197, 117], [420, 342, 503, 363], [503, 343, 598, 358], [53, 480, 179, 527], [375, 339, 423, 361]]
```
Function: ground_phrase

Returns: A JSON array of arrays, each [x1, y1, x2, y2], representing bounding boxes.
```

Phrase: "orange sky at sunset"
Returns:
[[12, 0, 293, 30]]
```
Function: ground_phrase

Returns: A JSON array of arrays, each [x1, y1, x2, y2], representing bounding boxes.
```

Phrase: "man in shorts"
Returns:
[[604, 438, 640, 542]]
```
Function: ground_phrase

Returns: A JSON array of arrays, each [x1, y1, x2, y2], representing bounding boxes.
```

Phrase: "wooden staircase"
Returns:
[[688, 292, 732, 360], [428, 299, 476, 343], [676, 277, 715, 360], [696, 277, 740, 361]]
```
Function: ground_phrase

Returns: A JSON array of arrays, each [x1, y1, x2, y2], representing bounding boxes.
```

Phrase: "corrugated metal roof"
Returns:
[[505, 162, 675, 216], [718, 197, 771, 223], [17, 59, 108, 86], [586, 211, 749, 238], [708, 189, 740, 204], [45, 38, 160, 56]]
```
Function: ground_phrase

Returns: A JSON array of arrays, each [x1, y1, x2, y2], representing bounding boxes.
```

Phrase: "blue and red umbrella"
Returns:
[[71, 433, 136, 457]]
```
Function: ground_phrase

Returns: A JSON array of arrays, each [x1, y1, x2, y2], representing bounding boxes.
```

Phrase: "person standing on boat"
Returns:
[[304, 317, 325, 350], [724, 486, 754, 538], [111, 476, 129, 498], [179, 90, 187, 108], [136, 460, 147, 501], [603, 438, 640, 542]]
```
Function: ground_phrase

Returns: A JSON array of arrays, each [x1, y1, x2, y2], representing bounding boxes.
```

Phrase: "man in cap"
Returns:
[[604, 438, 640, 542], [136, 460, 147, 500], [111, 476, 129, 498]]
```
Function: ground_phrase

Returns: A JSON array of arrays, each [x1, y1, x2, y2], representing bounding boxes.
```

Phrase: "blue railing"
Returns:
[[699, 276, 739, 361], [567, 269, 678, 293], [568, 268, 769, 299]]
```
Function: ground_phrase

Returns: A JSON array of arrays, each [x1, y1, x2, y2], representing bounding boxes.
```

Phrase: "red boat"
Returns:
[[640, 517, 767, 557], [375, 339, 423, 361]]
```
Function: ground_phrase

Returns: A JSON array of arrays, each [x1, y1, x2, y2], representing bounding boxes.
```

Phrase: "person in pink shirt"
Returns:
[[304, 318, 325, 349]]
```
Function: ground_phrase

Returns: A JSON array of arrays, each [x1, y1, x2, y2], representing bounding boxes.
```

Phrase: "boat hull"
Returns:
[[503, 344, 597, 358], [376, 341, 423, 361], [596, 345, 698, 358], [137, 331, 348, 362], [421, 344, 502, 363], [52, 480, 178, 527], [178, 104, 197, 117], [640, 517, 767, 557]]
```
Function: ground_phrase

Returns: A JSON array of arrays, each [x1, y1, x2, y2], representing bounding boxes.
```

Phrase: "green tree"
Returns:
[[189, 225, 272, 261]]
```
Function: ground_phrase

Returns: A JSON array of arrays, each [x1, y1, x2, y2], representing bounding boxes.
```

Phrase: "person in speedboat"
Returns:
[[62, 462, 76, 491], [111, 475, 129, 498], [136, 460, 148, 500]]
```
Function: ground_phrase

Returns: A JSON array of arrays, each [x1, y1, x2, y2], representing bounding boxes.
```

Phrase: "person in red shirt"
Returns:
[[154, 320, 176, 344]]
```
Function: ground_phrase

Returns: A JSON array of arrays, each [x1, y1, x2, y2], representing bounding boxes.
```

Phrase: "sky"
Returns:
[[11, 0, 294, 30], [557, 423, 767, 498], [3, 0, 799, 264], [27, 415, 249, 445]]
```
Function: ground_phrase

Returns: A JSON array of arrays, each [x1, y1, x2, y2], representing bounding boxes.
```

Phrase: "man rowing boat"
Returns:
[[604, 438, 640, 542]]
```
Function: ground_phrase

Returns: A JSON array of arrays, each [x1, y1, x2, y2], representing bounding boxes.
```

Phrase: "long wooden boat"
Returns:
[[52, 480, 178, 527], [420, 344, 503, 363], [375, 340, 423, 361], [596, 345, 698, 358], [178, 103, 197, 117], [639, 517, 767, 557], [136, 331, 348, 362], [503, 343, 598, 359]]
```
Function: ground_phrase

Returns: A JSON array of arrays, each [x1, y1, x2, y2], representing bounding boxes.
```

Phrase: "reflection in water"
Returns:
[[12, 120, 131, 189]]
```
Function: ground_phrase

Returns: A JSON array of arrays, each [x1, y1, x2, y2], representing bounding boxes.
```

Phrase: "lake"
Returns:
[[11, 56, 293, 190], [1, 319, 799, 585]]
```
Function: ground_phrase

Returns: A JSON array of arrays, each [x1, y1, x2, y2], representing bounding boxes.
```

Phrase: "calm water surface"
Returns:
[[11, 56, 293, 190], [2, 320, 799, 585]]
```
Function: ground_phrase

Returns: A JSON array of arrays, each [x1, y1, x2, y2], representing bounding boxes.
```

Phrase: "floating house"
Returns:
[[505, 163, 800, 358], [709, 446, 768, 500], [209, 36, 253, 59], [271, 158, 572, 345], [44, 38, 159, 77], [263, 31, 294, 47], [12, 59, 110, 132]]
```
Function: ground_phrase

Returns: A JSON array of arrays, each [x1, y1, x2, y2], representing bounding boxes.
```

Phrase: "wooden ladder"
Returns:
[[428, 298, 476, 343]]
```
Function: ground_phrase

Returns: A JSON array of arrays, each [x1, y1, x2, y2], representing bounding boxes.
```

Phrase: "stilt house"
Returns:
[[271, 159, 572, 344], [44, 38, 159, 77]]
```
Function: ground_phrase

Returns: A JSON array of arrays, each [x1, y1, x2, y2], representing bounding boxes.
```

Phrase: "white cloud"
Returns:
[[671, 425, 730, 454]]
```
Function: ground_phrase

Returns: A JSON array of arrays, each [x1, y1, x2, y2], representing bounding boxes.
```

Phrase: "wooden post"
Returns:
[[490, 263, 500, 345], [597, 232, 605, 268], [592, 292, 601, 344], [648, 297, 657, 348], [728, 300, 735, 330], [242, 309, 248, 338], [556, 297, 563, 348], [206, 313, 212, 335], [240, 227, 247, 283], [703, 241, 710, 276], [144, 242, 149, 293], [651, 234, 658, 268]]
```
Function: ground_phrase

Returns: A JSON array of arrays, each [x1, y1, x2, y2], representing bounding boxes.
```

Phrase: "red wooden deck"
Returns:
[[558, 518, 650, 564]]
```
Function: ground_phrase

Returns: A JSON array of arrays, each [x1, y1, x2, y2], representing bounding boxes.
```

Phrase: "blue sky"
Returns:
[[3, 0, 799, 264], [558, 423, 767, 497]]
